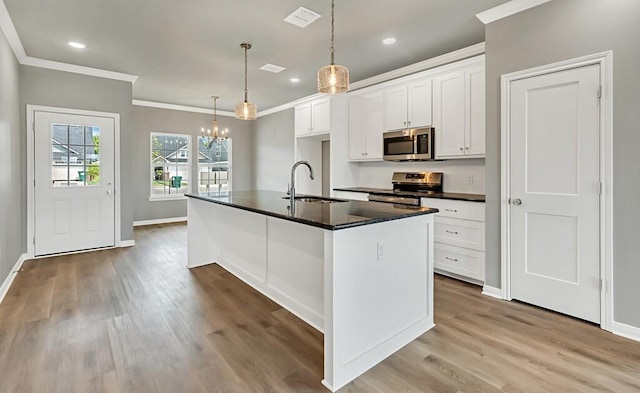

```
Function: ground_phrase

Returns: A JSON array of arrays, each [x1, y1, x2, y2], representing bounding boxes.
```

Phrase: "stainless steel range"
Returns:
[[368, 172, 443, 206]]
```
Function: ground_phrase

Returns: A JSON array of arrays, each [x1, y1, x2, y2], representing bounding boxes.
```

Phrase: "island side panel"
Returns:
[[217, 206, 268, 283], [323, 214, 435, 392], [187, 197, 220, 268], [266, 217, 324, 331], [189, 199, 325, 331]]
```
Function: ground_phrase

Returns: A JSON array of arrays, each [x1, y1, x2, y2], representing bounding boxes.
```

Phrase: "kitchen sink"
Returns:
[[282, 196, 349, 204]]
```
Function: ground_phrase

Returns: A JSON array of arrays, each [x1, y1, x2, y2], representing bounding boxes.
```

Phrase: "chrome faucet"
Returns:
[[289, 160, 314, 207]]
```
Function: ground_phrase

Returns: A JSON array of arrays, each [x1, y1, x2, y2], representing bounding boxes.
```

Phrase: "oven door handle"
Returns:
[[368, 194, 421, 206]]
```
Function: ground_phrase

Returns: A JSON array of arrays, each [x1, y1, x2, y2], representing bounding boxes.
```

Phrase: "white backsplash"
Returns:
[[353, 158, 485, 194]]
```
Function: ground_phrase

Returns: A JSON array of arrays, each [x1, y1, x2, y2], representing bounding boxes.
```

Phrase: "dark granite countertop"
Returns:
[[186, 190, 438, 231], [333, 187, 486, 203]]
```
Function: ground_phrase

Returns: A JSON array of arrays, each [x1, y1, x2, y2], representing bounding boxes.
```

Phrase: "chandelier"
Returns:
[[201, 96, 228, 149]]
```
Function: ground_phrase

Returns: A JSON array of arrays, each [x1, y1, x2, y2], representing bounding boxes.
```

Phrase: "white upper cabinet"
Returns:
[[433, 65, 485, 159], [294, 104, 312, 136], [465, 66, 486, 156], [348, 91, 383, 161], [383, 78, 432, 131], [408, 79, 433, 128], [295, 97, 331, 137]]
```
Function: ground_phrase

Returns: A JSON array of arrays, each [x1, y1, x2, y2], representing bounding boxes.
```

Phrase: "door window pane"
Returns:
[[51, 124, 101, 187]]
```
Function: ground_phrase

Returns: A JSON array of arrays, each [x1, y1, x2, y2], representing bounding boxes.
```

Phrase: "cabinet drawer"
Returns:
[[422, 198, 485, 221], [434, 243, 485, 282], [434, 216, 485, 251]]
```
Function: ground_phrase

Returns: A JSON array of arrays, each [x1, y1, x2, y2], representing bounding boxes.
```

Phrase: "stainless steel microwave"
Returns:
[[383, 127, 434, 161]]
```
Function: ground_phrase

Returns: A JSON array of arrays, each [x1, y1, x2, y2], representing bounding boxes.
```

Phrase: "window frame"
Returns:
[[196, 137, 232, 194], [149, 132, 192, 201]]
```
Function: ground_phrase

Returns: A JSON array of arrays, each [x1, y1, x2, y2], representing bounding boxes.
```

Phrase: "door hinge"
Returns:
[[599, 182, 603, 195], [32, 237, 35, 245], [600, 278, 605, 292], [597, 85, 602, 99]]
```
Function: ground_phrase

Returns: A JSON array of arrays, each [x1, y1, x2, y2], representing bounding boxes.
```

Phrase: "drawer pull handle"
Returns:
[[445, 257, 459, 262], [445, 230, 459, 235], [445, 208, 458, 212]]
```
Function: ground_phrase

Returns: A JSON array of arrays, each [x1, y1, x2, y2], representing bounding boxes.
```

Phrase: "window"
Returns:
[[51, 123, 101, 187], [150, 133, 191, 199], [198, 137, 231, 193]]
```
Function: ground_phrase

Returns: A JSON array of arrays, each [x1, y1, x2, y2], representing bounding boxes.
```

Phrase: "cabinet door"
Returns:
[[433, 71, 465, 158], [295, 104, 311, 136], [311, 98, 331, 134], [407, 79, 432, 128], [465, 66, 485, 156], [364, 91, 383, 160], [348, 96, 366, 160], [383, 85, 408, 131]]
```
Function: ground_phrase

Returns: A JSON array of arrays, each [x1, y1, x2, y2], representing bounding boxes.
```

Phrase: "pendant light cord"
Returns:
[[330, 0, 335, 65], [244, 45, 249, 102], [212, 96, 217, 122]]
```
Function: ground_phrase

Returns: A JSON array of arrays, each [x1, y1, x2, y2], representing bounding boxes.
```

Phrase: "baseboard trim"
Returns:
[[119, 240, 136, 247], [133, 217, 188, 227], [482, 285, 504, 300], [612, 321, 640, 343], [0, 253, 28, 304]]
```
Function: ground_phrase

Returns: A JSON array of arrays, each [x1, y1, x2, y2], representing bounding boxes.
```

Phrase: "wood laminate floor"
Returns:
[[0, 223, 639, 392]]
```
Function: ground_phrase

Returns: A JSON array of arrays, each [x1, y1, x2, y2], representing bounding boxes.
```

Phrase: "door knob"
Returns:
[[512, 198, 522, 206]]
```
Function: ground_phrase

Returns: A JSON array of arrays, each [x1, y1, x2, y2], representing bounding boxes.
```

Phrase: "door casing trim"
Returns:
[[499, 51, 613, 331], [26, 105, 122, 258]]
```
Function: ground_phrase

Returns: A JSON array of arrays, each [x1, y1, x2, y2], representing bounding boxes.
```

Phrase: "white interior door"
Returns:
[[34, 111, 116, 256], [509, 64, 601, 323]]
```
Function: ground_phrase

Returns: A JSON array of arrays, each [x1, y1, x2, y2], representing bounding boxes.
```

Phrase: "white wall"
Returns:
[[0, 25, 22, 285], [350, 159, 485, 194], [252, 109, 294, 191]]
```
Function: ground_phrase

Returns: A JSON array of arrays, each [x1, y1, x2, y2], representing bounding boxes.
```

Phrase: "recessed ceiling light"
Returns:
[[382, 37, 397, 45], [68, 41, 86, 49], [290, 78, 300, 83]]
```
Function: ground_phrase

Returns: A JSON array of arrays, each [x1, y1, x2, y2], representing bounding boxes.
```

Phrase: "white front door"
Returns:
[[34, 111, 116, 256], [509, 64, 601, 323]]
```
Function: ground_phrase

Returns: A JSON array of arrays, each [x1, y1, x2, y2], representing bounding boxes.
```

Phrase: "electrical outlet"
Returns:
[[466, 175, 474, 185], [377, 242, 385, 261]]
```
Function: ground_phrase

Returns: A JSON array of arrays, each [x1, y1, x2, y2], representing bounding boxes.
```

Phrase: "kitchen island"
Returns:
[[186, 190, 437, 391]]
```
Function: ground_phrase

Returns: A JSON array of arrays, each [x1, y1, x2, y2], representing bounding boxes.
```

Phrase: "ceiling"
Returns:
[[3, 0, 508, 113]]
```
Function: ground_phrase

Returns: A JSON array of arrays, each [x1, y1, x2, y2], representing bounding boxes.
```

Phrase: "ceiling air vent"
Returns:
[[260, 64, 286, 73], [284, 7, 321, 28]]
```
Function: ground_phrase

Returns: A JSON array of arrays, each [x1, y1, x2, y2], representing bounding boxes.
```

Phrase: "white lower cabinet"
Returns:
[[422, 197, 486, 283], [434, 243, 485, 281]]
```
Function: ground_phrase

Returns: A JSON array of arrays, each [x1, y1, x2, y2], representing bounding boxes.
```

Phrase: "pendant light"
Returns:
[[235, 43, 257, 120], [201, 96, 228, 149], [317, 0, 349, 94]]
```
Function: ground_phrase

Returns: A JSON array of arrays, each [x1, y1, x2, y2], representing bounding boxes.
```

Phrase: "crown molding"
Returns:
[[132, 99, 236, 117], [0, 0, 26, 60], [1, 0, 138, 82], [257, 93, 325, 117], [476, 0, 552, 24], [21, 56, 138, 82], [257, 42, 485, 117], [349, 42, 485, 91]]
